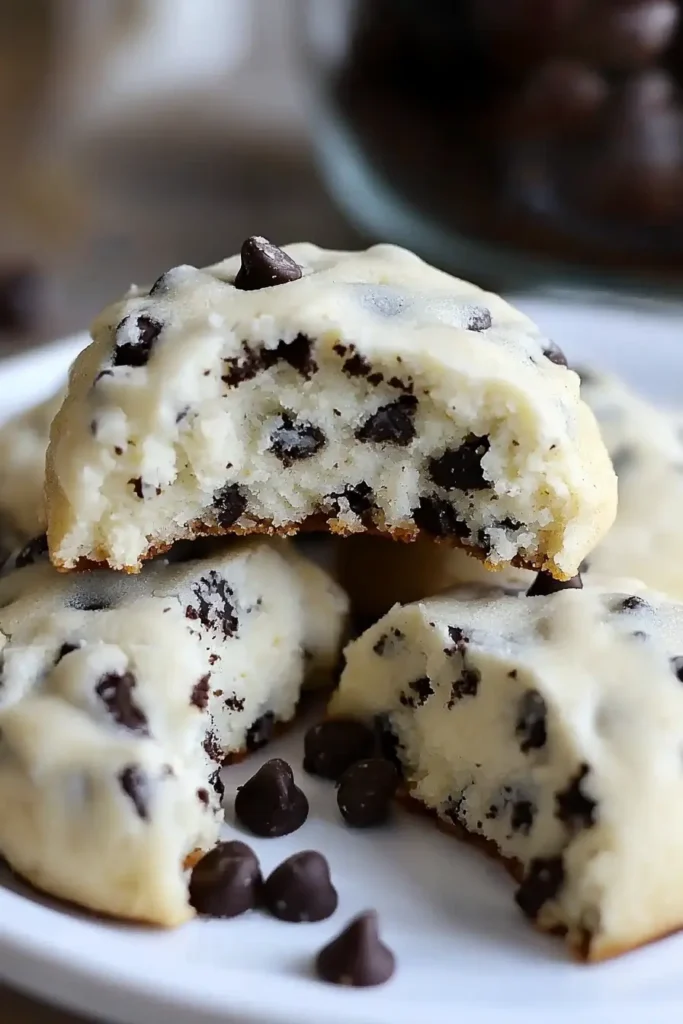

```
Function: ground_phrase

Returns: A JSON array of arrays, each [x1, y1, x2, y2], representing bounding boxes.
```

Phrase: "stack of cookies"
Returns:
[[0, 236, 679, 963]]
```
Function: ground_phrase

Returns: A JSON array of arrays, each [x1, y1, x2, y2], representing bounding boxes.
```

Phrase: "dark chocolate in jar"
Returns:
[[325, 0, 683, 278]]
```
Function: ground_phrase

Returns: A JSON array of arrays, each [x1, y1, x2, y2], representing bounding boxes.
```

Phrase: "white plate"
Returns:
[[0, 300, 682, 1024]]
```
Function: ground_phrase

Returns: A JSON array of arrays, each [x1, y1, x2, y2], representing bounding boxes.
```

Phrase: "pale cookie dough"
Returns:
[[46, 239, 616, 577], [578, 368, 683, 599], [331, 574, 683, 960], [335, 368, 683, 617], [0, 389, 63, 555], [0, 536, 347, 926]]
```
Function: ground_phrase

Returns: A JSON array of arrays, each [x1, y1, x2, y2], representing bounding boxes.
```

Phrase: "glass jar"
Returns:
[[299, 0, 683, 292]]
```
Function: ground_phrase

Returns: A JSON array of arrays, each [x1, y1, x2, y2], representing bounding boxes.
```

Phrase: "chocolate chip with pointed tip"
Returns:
[[336, 758, 399, 827], [234, 236, 302, 291], [527, 571, 583, 596], [189, 840, 262, 918], [263, 851, 338, 922], [234, 758, 308, 837], [315, 911, 395, 987], [543, 340, 568, 366], [303, 719, 376, 780]]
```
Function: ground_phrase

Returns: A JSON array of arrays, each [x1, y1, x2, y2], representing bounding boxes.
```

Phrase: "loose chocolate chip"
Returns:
[[399, 676, 434, 708], [197, 787, 210, 806], [543, 340, 568, 367], [234, 758, 309, 838], [465, 307, 492, 331], [189, 840, 262, 918], [14, 534, 48, 569], [527, 571, 583, 596], [303, 719, 376, 780], [328, 482, 376, 519], [448, 667, 481, 706], [96, 672, 149, 734], [412, 496, 468, 539], [516, 689, 548, 753], [0, 265, 43, 332], [234, 236, 302, 291], [515, 856, 565, 920], [336, 758, 398, 828], [316, 911, 395, 987], [118, 765, 149, 820], [263, 851, 338, 923], [245, 711, 275, 752], [555, 764, 596, 830], [355, 395, 418, 447], [510, 799, 535, 835], [191, 674, 211, 710], [186, 572, 238, 639], [55, 642, 81, 663], [113, 314, 162, 368], [428, 435, 491, 491], [671, 656, 683, 681], [213, 483, 248, 528], [269, 413, 326, 467]]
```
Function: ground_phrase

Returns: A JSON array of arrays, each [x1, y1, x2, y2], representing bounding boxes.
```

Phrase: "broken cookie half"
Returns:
[[0, 536, 347, 925], [330, 573, 683, 960], [46, 239, 615, 576]]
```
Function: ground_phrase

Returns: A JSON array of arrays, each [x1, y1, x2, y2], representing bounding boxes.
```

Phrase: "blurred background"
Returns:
[[1, 0, 683, 358]]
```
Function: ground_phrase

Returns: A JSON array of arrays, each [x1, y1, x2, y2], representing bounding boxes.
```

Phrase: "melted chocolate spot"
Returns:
[[356, 395, 418, 446], [96, 672, 149, 734], [399, 676, 434, 708], [191, 674, 211, 710], [428, 435, 491, 491], [213, 483, 248, 528], [516, 689, 548, 753], [269, 413, 326, 466], [555, 764, 597, 830], [118, 765, 150, 820], [412, 496, 468, 539], [516, 856, 565, 919], [186, 572, 238, 638]]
